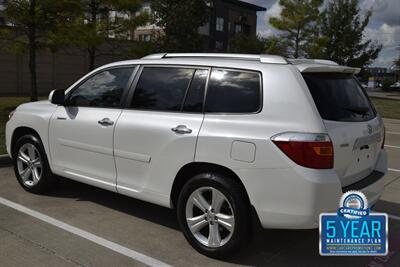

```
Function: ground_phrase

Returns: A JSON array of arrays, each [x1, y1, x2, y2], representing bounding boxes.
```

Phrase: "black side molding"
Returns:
[[342, 171, 385, 192]]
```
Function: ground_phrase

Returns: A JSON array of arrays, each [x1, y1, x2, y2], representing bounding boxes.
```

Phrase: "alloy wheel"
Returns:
[[185, 186, 235, 248], [16, 143, 43, 187]]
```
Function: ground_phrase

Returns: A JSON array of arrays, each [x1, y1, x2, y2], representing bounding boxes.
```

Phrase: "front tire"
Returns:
[[177, 173, 250, 258], [12, 134, 55, 194]]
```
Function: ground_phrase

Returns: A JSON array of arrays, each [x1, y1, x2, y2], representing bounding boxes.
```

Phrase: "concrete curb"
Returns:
[[0, 154, 12, 167], [369, 95, 400, 101]]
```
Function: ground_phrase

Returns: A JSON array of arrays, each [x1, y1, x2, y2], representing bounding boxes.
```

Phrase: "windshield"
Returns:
[[302, 73, 376, 122]]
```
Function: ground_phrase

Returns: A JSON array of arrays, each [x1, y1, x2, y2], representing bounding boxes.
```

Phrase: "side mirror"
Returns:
[[49, 89, 65, 105]]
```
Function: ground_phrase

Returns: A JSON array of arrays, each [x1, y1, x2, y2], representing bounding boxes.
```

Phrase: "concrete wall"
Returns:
[[0, 48, 129, 96]]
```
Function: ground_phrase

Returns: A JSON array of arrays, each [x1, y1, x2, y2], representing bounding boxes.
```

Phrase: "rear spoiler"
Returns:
[[296, 64, 361, 74]]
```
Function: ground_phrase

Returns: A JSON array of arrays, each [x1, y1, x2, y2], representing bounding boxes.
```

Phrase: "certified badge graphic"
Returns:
[[320, 191, 388, 256], [338, 191, 369, 219]]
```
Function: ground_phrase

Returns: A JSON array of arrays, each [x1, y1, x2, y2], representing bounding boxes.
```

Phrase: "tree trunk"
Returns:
[[294, 27, 300, 59], [28, 0, 38, 101], [88, 46, 96, 71], [87, 0, 97, 71]]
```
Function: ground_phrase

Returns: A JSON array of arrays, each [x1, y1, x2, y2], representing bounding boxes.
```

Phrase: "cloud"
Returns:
[[244, 0, 399, 67], [365, 23, 400, 67], [360, 0, 400, 26], [258, 1, 282, 37]]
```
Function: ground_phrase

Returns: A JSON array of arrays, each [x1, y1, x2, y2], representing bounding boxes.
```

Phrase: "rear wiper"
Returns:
[[344, 106, 370, 115]]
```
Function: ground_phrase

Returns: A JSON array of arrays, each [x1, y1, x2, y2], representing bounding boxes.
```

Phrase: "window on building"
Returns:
[[205, 69, 261, 113], [216, 17, 224, 32], [139, 34, 151, 42], [215, 41, 223, 49], [234, 23, 242, 34], [234, 23, 251, 35]]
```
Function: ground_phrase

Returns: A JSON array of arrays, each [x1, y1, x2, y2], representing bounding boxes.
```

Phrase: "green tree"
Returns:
[[309, 0, 382, 67], [73, 0, 148, 70], [263, 36, 289, 57], [228, 35, 288, 56], [269, 0, 323, 58], [0, 0, 81, 101], [228, 35, 265, 54], [150, 0, 209, 52]]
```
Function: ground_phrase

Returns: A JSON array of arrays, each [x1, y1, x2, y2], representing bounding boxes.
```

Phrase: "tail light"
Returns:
[[381, 126, 385, 149], [271, 132, 333, 169]]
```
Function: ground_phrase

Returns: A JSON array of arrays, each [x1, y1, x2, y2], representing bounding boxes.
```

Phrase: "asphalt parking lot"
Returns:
[[0, 119, 400, 267]]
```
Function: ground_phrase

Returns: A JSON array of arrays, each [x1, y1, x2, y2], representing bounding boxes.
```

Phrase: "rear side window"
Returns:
[[302, 73, 376, 122], [205, 69, 261, 113], [131, 67, 208, 112]]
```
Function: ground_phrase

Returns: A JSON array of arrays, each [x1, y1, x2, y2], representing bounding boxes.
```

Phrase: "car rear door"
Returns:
[[49, 66, 136, 190], [114, 66, 208, 205], [302, 72, 385, 187]]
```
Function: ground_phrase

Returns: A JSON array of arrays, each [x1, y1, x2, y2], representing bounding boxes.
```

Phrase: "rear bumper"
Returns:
[[237, 149, 387, 229]]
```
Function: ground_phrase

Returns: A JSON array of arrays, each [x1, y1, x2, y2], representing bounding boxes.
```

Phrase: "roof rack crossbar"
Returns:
[[287, 58, 338, 66], [141, 53, 288, 64]]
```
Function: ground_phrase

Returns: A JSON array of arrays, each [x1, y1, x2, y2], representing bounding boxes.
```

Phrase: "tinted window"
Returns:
[[302, 73, 376, 122], [131, 67, 195, 111], [205, 69, 261, 113], [182, 69, 208, 112], [68, 68, 133, 108]]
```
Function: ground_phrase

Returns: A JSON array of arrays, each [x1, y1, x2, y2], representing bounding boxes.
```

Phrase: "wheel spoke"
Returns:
[[211, 188, 225, 211], [191, 191, 210, 212], [32, 168, 40, 183], [18, 151, 30, 163], [208, 223, 221, 247], [187, 214, 208, 233], [27, 145, 36, 161], [20, 168, 32, 182], [18, 154, 29, 164], [32, 159, 42, 168], [216, 213, 234, 232]]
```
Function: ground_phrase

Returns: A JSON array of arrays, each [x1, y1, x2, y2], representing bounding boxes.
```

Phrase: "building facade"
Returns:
[[207, 0, 266, 51], [133, 0, 266, 52]]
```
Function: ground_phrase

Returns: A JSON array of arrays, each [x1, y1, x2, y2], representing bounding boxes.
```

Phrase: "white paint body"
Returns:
[[5, 55, 388, 229]]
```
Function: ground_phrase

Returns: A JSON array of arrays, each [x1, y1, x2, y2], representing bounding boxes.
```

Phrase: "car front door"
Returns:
[[114, 66, 208, 206], [49, 66, 136, 191]]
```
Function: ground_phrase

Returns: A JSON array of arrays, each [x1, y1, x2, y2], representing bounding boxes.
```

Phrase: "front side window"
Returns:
[[131, 67, 196, 111], [68, 67, 134, 108], [205, 69, 261, 113]]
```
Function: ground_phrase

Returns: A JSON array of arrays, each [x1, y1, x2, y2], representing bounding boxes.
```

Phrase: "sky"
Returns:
[[243, 0, 400, 68]]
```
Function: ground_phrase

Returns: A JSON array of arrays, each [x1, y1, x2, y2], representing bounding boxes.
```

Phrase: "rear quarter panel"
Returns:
[[195, 64, 327, 170]]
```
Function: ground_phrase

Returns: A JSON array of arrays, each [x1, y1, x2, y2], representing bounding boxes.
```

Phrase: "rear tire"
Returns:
[[177, 172, 250, 258], [12, 134, 55, 194]]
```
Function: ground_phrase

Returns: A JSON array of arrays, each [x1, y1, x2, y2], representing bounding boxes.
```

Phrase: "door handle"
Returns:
[[171, 125, 192, 134], [98, 118, 114, 126]]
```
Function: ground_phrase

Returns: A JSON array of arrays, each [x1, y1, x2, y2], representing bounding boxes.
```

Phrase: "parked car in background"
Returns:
[[390, 81, 400, 89], [5, 53, 388, 258]]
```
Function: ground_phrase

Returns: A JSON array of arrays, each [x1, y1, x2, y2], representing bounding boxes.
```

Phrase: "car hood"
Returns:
[[17, 100, 58, 113]]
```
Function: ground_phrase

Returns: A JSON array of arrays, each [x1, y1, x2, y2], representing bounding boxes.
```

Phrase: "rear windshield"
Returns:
[[302, 73, 376, 122]]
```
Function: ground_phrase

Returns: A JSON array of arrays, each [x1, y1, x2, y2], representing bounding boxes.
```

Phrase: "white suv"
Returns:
[[5, 53, 387, 257]]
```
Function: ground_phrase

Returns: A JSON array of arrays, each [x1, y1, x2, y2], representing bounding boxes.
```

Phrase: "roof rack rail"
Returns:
[[141, 53, 288, 64], [286, 58, 338, 66]]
